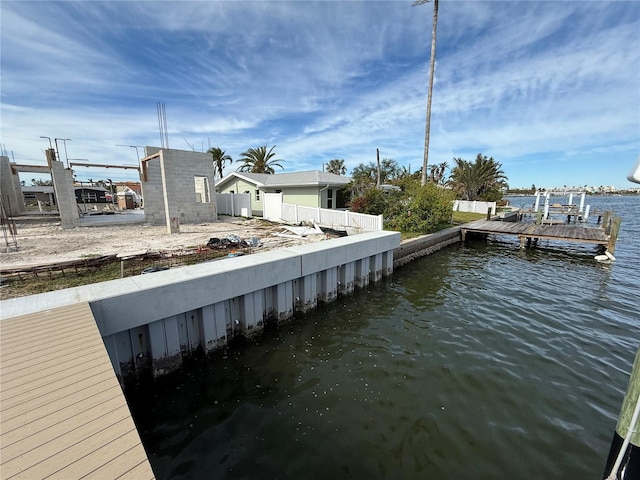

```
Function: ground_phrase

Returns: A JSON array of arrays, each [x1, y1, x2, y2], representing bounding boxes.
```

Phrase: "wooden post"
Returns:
[[609, 217, 621, 254], [603, 211, 612, 233], [486, 207, 491, 220]]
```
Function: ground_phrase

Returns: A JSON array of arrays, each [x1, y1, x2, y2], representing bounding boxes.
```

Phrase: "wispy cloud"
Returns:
[[1, 0, 638, 188]]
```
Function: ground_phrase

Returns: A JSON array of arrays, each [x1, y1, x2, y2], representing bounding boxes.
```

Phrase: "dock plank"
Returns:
[[0, 302, 155, 480], [461, 219, 610, 246]]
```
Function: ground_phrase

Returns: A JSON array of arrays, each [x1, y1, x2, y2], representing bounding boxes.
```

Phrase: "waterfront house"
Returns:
[[216, 170, 351, 216]]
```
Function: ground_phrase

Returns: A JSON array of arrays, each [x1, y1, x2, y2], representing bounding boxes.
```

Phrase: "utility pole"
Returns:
[[414, 0, 439, 186], [377, 148, 381, 187]]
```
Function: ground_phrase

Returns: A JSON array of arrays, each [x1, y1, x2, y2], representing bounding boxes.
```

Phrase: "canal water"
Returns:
[[125, 195, 640, 480]]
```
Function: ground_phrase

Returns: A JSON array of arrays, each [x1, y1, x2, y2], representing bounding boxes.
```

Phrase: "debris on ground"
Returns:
[[273, 222, 325, 239], [207, 234, 262, 249]]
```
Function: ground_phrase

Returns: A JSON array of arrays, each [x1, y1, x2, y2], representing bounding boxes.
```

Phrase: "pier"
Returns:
[[460, 216, 620, 252]]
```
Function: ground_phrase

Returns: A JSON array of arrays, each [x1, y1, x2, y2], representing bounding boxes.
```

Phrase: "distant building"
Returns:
[[74, 185, 110, 204]]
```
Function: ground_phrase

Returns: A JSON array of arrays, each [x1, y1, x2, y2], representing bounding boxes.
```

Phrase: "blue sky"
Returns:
[[1, 0, 639, 189]]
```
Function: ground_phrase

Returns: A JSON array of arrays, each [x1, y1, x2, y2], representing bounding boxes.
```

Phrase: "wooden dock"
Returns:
[[0, 302, 155, 479], [460, 218, 618, 252]]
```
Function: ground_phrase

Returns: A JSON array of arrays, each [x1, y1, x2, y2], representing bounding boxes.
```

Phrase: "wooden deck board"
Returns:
[[46, 429, 146, 479], [0, 363, 114, 411], [1, 343, 106, 385], [0, 323, 98, 359], [1, 384, 121, 437], [461, 219, 610, 245], [1, 369, 114, 420], [0, 302, 155, 479]]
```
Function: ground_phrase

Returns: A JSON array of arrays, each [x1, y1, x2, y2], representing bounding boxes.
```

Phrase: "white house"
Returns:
[[216, 170, 351, 216]]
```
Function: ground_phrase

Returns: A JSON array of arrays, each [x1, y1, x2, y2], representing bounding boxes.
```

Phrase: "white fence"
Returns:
[[281, 203, 383, 232], [453, 200, 496, 215], [216, 193, 252, 217]]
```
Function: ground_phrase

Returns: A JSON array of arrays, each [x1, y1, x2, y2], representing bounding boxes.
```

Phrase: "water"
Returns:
[[126, 195, 640, 479]]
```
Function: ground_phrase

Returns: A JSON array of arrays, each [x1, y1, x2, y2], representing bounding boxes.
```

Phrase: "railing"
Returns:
[[280, 203, 383, 232]]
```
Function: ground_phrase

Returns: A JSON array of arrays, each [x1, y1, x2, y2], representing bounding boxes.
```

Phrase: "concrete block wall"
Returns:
[[50, 160, 79, 229], [142, 147, 217, 228], [141, 152, 165, 224], [0, 156, 24, 215], [0, 231, 400, 382]]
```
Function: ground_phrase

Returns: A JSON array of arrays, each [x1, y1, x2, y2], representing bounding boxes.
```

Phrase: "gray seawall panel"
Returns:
[[1, 231, 400, 380], [394, 226, 462, 267]]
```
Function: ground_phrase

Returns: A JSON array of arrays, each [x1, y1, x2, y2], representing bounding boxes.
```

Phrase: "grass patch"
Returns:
[[0, 249, 236, 300], [451, 211, 486, 224]]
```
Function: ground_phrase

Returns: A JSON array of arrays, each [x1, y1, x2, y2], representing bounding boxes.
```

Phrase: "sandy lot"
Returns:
[[1, 212, 328, 270]]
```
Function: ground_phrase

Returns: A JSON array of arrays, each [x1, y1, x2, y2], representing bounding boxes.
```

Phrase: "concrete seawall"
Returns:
[[394, 226, 462, 268], [1, 231, 400, 380]]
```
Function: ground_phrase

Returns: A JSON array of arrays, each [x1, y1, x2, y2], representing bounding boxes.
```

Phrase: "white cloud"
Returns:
[[1, 1, 638, 188]]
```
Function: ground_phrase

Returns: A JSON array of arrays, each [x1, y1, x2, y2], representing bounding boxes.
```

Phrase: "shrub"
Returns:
[[350, 180, 455, 234], [392, 183, 455, 234]]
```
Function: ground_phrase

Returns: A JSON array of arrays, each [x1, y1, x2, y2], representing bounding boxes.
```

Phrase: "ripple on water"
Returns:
[[125, 198, 640, 480]]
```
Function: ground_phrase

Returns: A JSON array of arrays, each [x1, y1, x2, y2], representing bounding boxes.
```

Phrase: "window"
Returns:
[[81, 191, 97, 202], [255, 189, 261, 202], [194, 176, 210, 203], [327, 188, 333, 209], [275, 189, 282, 194]]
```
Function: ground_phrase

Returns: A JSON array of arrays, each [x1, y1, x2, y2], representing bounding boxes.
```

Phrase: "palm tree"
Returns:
[[428, 160, 448, 184], [448, 154, 507, 201], [237, 145, 284, 174], [208, 147, 232, 178], [326, 159, 347, 176], [414, 0, 439, 186]]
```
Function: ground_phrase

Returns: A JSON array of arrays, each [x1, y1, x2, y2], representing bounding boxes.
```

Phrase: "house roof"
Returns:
[[217, 170, 351, 190], [22, 186, 55, 194], [73, 185, 110, 192]]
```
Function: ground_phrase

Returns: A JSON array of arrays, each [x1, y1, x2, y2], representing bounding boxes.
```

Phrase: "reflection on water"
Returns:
[[126, 196, 640, 480]]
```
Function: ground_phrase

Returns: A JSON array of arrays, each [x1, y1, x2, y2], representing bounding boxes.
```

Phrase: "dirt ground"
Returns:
[[1, 212, 328, 270]]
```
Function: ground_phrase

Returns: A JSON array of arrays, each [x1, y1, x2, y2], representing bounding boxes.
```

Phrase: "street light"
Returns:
[[116, 144, 144, 162], [39, 136, 53, 149]]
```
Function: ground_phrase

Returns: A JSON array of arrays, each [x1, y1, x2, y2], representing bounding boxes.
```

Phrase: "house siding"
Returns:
[[280, 186, 323, 208]]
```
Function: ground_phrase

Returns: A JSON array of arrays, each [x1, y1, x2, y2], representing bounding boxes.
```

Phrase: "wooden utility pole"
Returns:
[[414, 0, 439, 186], [376, 148, 381, 186]]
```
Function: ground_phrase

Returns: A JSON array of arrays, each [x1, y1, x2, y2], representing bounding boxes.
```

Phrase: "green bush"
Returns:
[[350, 180, 455, 234], [392, 183, 455, 233], [349, 187, 390, 215]]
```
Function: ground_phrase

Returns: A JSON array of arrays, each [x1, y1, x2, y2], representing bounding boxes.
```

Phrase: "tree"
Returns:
[[448, 154, 507, 201], [351, 159, 400, 185], [208, 147, 233, 178], [326, 159, 347, 176], [414, 0, 440, 186], [237, 145, 284, 174], [31, 178, 53, 186], [428, 161, 448, 184]]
